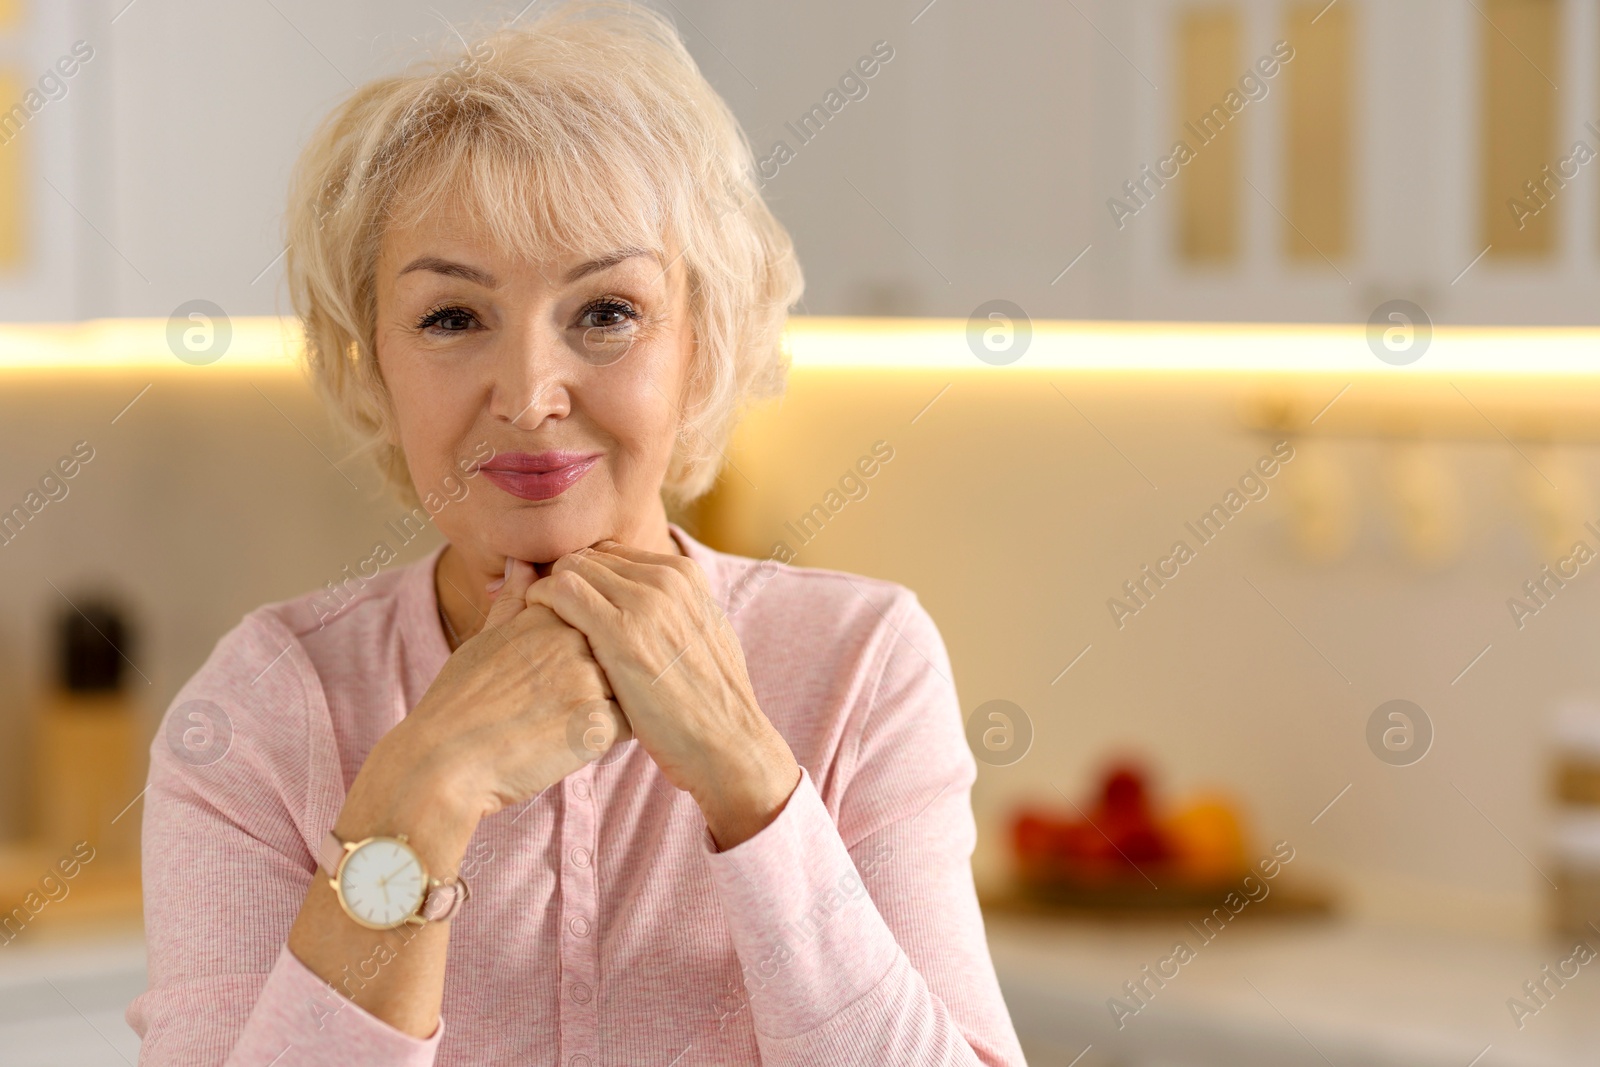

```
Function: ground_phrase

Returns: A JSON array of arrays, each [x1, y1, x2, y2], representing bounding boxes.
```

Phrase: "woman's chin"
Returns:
[[481, 513, 615, 566], [511, 537, 594, 569]]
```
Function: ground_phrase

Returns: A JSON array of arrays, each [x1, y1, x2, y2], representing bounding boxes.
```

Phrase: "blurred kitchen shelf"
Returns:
[[981, 878, 1336, 921], [988, 911, 1592, 1067], [0, 842, 142, 942]]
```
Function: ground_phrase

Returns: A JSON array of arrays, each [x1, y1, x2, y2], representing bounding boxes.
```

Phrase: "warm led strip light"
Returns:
[[0, 317, 303, 371], [782, 318, 1600, 377], [0, 315, 1595, 377]]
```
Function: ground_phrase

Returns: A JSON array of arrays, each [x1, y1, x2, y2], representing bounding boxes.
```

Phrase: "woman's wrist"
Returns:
[[336, 729, 484, 878], [696, 732, 802, 852]]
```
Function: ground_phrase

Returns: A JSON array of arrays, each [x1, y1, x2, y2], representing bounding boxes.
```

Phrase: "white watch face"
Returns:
[[337, 837, 426, 928]]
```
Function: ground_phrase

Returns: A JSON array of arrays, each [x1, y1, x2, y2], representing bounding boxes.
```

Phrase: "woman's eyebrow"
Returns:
[[563, 248, 658, 283], [397, 256, 498, 287], [397, 249, 658, 286]]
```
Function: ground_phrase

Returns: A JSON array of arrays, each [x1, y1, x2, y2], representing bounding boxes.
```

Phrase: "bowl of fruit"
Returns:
[[1001, 759, 1324, 915]]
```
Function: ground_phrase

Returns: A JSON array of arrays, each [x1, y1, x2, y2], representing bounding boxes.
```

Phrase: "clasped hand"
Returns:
[[405, 542, 799, 851]]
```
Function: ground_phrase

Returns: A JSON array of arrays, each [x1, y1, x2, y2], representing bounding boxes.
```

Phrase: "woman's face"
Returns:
[[373, 192, 693, 567]]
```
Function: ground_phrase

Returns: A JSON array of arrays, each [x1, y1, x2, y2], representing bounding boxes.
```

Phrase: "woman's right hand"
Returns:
[[396, 556, 632, 821], [290, 556, 622, 1037], [333, 556, 630, 880]]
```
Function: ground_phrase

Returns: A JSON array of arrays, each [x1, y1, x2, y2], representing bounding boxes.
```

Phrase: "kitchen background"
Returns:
[[2, 0, 1599, 1065]]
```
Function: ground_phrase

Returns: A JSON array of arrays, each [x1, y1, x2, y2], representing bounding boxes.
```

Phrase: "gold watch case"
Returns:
[[328, 833, 431, 931]]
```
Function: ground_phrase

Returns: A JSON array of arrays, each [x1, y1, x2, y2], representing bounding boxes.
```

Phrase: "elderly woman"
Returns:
[[128, 4, 1024, 1065]]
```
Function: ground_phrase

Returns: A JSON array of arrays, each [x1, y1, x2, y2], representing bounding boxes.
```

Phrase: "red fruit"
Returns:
[[1101, 764, 1151, 815], [1009, 759, 1185, 888]]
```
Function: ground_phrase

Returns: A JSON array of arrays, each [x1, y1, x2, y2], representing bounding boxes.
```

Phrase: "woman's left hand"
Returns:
[[525, 540, 800, 850]]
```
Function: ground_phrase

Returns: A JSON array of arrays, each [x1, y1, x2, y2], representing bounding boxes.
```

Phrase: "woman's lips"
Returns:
[[477, 451, 600, 501]]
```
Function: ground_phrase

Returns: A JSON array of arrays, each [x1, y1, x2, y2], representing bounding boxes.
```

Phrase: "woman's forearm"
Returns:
[[285, 728, 482, 1039], [279, 565, 627, 1041]]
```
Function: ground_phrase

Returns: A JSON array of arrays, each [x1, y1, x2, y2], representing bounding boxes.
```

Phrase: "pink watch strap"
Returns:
[[318, 831, 346, 878], [318, 831, 469, 922], [420, 877, 469, 921]]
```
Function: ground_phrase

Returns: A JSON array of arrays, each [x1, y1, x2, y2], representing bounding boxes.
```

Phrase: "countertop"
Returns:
[[987, 911, 1600, 1067], [7, 913, 1598, 1066]]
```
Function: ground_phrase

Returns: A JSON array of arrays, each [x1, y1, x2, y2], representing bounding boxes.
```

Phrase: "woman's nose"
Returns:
[[490, 325, 573, 428]]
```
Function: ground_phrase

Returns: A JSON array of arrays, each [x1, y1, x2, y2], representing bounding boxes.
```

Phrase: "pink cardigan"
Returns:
[[128, 524, 1026, 1065]]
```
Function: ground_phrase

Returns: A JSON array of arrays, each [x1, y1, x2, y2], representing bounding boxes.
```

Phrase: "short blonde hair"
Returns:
[[283, 1, 803, 508]]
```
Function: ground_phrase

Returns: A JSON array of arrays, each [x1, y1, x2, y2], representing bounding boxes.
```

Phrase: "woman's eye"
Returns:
[[416, 306, 477, 332], [576, 299, 640, 365], [579, 299, 638, 331]]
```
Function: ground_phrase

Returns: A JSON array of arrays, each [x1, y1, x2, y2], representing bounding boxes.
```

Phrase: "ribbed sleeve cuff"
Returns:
[[700, 768, 900, 1039], [229, 943, 443, 1066]]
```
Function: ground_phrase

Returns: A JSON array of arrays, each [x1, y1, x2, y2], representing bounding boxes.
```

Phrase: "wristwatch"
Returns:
[[318, 831, 470, 930]]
